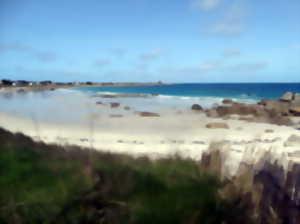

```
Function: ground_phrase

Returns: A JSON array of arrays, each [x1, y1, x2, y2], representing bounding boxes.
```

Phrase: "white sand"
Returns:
[[1, 104, 300, 176]]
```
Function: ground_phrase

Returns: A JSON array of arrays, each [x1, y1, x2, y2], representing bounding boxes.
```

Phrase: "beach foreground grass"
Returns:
[[0, 127, 257, 224]]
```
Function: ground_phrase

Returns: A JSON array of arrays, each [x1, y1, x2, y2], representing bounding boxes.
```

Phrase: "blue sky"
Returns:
[[0, 0, 300, 82]]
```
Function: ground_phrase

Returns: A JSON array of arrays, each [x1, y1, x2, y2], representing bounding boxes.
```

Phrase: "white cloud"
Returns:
[[192, 0, 223, 11]]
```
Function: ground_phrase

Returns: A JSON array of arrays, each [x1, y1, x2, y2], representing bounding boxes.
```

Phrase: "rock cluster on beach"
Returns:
[[200, 92, 300, 126]]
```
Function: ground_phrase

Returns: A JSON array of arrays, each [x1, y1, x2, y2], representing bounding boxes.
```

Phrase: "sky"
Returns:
[[0, 0, 300, 83]]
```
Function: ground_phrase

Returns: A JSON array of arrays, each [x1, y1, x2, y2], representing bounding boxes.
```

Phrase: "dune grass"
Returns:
[[0, 128, 251, 224]]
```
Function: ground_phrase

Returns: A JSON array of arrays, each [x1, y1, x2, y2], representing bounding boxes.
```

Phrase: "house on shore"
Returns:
[[1, 79, 14, 86], [14, 80, 30, 87], [39, 81, 52, 86]]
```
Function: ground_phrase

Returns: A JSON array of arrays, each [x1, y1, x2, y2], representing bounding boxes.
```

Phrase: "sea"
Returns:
[[1, 83, 300, 124], [75, 83, 300, 106]]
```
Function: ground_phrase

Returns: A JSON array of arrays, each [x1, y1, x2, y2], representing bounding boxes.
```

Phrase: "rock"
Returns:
[[216, 103, 264, 117], [205, 109, 219, 118], [280, 92, 294, 102], [206, 122, 229, 129], [289, 107, 300, 116], [284, 135, 300, 147], [137, 111, 160, 117], [110, 102, 120, 108], [265, 129, 274, 133], [96, 101, 104, 105], [238, 115, 255, 122], [257, 99, 268, 106], [109, 114, 123, 118], [295, 93, 300, 100], [17, 88, 25, 93], [289, 93, 300, 107], [191, 104, 203, 111], [222, 99, 234, 104], [124, 106, 131, 110], [263, 100, 290, 115]]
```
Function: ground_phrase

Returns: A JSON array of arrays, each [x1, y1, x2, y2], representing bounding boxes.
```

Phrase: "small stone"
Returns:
[[222, 99, 234, 104], [206, 122, 229, 129], [191, 104, 203, 111], [110, 102, 120, 108]]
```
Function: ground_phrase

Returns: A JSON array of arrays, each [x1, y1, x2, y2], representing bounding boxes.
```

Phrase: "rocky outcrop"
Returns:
[[191, 104, 203, 111], [204, 93, 300, 126], [289, 107, 300, 116], [215, 103, 265, 117], [222, 99, 234, 104], [206, 122, 229, 129], [262, 100, 290, 115], [136, 111, 160, 117], [110, 102, 120, 108], [280, 92, 294, 102], [124, 106, 131, 110], [110, 114, 123, 118]]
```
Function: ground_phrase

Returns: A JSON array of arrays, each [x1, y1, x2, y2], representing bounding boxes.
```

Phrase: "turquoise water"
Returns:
[[75, 83, 300, 100]]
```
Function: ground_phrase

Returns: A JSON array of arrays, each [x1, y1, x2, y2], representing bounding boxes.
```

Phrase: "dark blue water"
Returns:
[[75, 83, 300, 100]]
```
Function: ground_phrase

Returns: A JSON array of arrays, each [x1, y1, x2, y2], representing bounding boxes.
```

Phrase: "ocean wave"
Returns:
[[57, 88, 81, 94], [96, 91, 119, 95]]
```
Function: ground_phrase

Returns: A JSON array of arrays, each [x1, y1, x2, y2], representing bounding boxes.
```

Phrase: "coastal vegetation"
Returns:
[[1, 127, 299, 223]]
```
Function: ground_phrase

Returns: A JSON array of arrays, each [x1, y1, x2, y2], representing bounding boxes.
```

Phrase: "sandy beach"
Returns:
[[1, 91, 300, 176]]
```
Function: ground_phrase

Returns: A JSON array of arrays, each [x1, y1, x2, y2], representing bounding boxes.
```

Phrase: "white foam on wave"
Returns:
[[57, 88, 78, 93], [153, 94, 259, 109]]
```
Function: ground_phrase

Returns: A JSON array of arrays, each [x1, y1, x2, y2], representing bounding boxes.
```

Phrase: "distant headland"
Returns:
[[0, 79, 170, 93]]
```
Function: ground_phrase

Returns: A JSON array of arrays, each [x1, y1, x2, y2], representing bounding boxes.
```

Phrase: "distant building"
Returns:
[[39, 81, 52, 86], [54, 82, 65, 86], [1, 79, 14, 86], [14, 80, 30, 87]]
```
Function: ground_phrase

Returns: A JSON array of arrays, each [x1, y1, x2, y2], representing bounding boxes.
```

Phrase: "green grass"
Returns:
[[0, 128, 252, 224]]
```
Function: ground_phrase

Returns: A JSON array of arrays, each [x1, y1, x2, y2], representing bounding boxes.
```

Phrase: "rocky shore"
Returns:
[[192, 92, 300, 127]]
